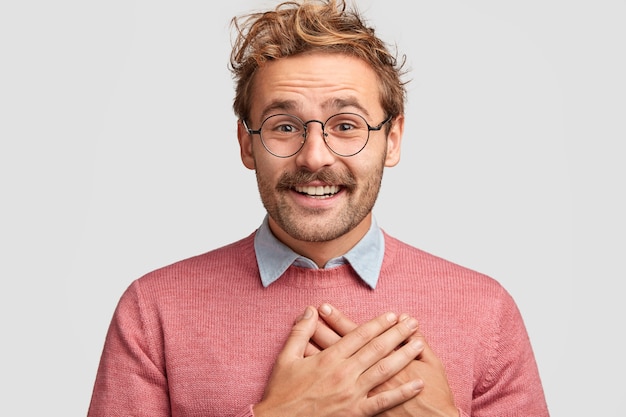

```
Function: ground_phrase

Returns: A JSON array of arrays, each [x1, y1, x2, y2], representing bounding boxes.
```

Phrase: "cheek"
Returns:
[[347, 153, 385, 180], [253, 156, 290, 183]]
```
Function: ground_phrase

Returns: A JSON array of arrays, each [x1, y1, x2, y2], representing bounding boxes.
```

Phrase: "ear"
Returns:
[[384, 114, 404, 167], [237, 120, 256, 170]]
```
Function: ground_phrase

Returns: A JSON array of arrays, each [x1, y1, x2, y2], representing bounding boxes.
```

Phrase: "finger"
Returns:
[[414, 337, 440, 364], [303, 341, 321, 357], [318, 303, 358, 336], [397, 314, 426, 349], [404, 333, 426, 358], [330, 311, 399, 359], [398, 315, 434, 360], [304, 321, 325, 356], [311, 320, 342, 349], [277, 306, 319, 360], [350, 315, 419, 370], [360, 337, 424, 388], [361, 379, 423, 415]]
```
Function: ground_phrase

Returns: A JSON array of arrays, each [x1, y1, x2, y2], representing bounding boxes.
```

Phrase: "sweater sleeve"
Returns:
[[470, 287, 549, 417], [87, 281, 258, 417], [87, 281, 171, 417]]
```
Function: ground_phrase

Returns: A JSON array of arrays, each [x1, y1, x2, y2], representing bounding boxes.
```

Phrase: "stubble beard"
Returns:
[[256, 164, 385, 243]]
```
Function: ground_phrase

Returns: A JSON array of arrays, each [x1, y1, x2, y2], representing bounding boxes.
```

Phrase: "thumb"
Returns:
[[279, 306, 318, 360]]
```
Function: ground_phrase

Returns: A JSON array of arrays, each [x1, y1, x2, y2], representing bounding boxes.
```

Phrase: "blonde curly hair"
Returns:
[[229, 0, 408, 125]]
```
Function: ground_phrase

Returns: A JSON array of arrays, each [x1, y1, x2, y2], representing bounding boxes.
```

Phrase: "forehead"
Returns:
[[250, 52, 381, 120]]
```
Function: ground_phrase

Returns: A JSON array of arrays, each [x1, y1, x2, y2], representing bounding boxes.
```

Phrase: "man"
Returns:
[[88, 1, 549, 416]]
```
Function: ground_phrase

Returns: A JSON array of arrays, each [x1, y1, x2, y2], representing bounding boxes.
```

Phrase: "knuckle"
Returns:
[[391, 323, 410, 340], [288, 325, 308, 339], [353, 325, 372, 343], [369, 338, 388, 356], [373, 393, 392, 411], [374, 359, 391, 378]]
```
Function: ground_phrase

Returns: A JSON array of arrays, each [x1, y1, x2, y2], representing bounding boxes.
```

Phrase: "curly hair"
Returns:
[[229, 0, 408, 124]]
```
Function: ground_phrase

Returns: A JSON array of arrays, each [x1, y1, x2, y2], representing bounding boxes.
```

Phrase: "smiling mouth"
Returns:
[[294, 185, 341, 198]]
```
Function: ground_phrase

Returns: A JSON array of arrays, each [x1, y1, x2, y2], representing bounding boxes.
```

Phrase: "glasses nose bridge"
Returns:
[[302, 118, 327, 139]]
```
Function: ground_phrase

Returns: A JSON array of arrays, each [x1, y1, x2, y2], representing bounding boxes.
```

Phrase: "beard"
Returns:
[[255, 163, 385, 243]]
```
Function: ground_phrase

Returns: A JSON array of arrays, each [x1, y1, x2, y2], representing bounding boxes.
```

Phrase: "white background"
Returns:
[[1, 0, 624, 415]]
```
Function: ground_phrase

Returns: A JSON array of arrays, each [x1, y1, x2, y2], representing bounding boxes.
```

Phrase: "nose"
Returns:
[[294, 121, 336, 170]]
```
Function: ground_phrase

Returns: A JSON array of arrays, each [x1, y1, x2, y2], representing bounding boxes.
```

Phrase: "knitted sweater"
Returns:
[[88, 231, 549, 416]]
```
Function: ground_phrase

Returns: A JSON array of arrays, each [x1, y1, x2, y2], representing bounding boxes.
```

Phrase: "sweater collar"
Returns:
[[254, 214, 384, 289]]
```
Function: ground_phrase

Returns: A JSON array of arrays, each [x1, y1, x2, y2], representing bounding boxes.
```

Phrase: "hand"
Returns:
[[253, 306, 425, 417], [310, 304, 459, 417]]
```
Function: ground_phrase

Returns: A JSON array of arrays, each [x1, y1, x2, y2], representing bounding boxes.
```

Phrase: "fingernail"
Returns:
[[411, 380, 424, 391], [411, 340, 424, 351], [405, 318, 419, 330], [303, 307, 313, 319], [319, 304, 332, 316], [386, 312, 397, 323]]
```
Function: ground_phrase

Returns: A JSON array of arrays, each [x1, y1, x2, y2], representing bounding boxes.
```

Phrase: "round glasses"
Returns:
[[243, 112, 392, 158]]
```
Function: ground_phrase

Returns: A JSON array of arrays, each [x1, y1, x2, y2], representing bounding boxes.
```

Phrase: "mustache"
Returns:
[[276, 168, 357, 191]]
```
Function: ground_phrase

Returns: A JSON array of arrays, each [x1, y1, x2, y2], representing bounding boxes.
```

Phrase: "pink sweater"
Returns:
[[88, 232, 549, 416]]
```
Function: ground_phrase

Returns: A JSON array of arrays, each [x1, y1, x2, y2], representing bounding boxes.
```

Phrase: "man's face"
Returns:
[[238, 52, 403, 251]]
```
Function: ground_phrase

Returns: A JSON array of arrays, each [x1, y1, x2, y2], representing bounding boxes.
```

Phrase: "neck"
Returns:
[[268, 214, 372, 267]]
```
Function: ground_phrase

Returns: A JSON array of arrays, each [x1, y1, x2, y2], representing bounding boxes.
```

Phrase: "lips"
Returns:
[[294, 184, 341, 197]]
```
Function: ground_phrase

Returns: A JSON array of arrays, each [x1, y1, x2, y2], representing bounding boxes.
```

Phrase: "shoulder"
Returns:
[[381, 232, 508, 297], [129, 232, 259, 295], [380, 232, 525, 343]]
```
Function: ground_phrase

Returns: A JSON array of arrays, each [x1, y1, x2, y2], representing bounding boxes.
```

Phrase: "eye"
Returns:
[[327, 114, 365, 136], [335, 122, 356, 132], [263, 115, 304, 136], [275, 123, 298, 134], [329, 119, 356, 132]]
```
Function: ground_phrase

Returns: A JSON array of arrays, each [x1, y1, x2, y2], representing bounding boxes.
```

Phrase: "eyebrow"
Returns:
[[259, 100, 300, 121], [259, 97, 372, 121], [323, 98, 371, 118]]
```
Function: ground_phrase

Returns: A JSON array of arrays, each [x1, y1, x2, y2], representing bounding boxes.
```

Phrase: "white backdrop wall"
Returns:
[[1, 1, 624, 415]]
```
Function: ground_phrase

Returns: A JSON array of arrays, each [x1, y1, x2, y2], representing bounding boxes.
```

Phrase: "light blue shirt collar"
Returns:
[[254, 215, 384, 289]]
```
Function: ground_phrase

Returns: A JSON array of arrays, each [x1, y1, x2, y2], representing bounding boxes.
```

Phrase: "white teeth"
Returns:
[[295, 185, 340, 197]]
